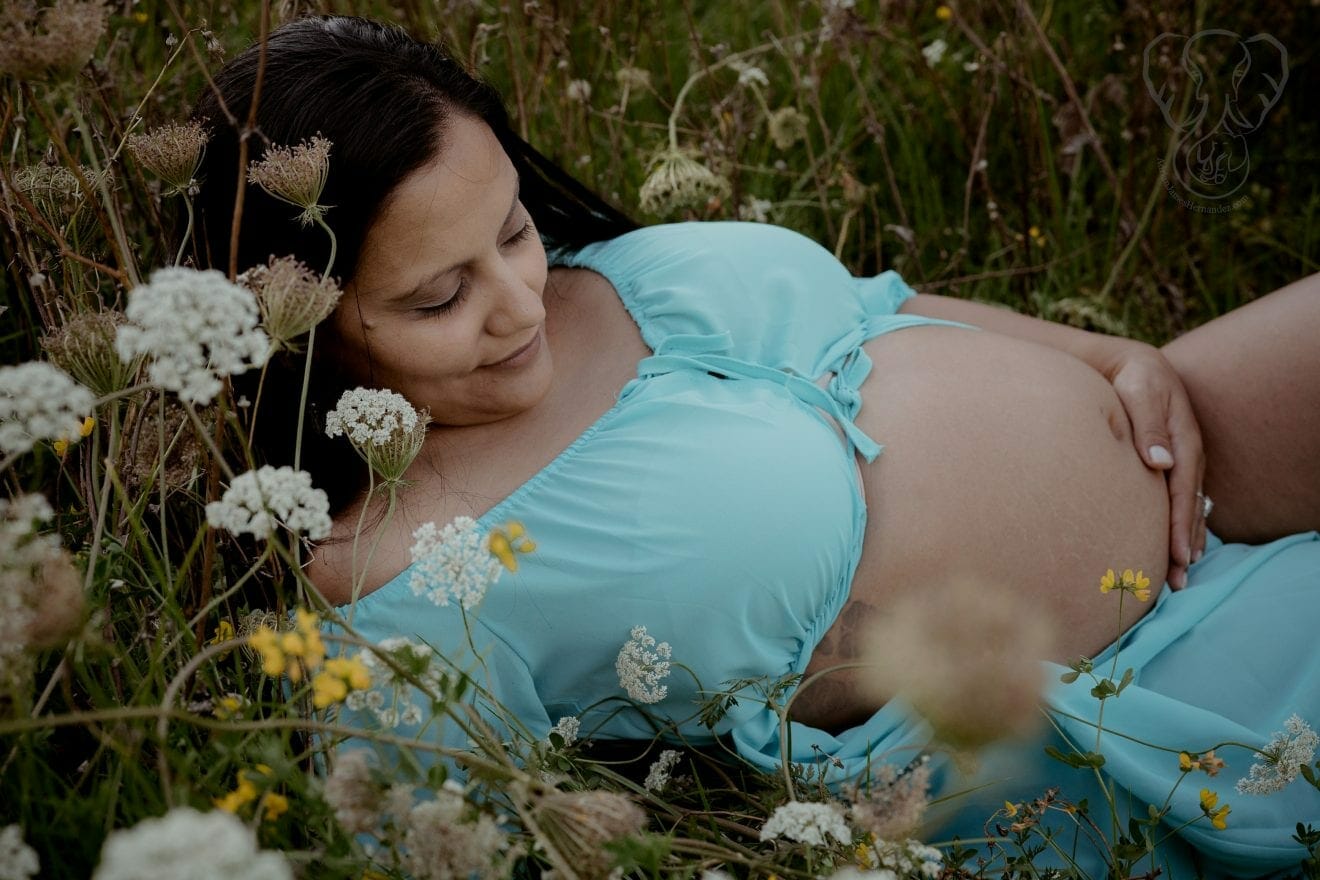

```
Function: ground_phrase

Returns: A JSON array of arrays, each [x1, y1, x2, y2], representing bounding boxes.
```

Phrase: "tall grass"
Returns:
[[2, 1, 1318, 878]]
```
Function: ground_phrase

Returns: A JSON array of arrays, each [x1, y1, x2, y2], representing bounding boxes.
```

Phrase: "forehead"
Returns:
[[355, 115, 513, 289]]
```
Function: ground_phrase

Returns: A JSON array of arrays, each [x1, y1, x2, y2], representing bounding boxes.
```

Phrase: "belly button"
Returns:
[[1105, 405, 1128, 443]]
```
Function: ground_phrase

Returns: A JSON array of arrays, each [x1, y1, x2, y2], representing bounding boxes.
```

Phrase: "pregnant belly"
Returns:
[[796, 325, 1170, 730]]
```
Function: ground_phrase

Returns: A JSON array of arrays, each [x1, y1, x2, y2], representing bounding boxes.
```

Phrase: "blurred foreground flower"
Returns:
[[638, 147, 731, 216], [0, 362, 95, 456], [248, 608, 324, 684], [239, 255, 343, 351], [533, 790, 647, 879], [859, 575, 1055, 749], [205, 465, 331, 541], [487, 520, 535, 572], [0, 824, 39, 880], [1236, 714, 1319, 795], [0, 0, 108, 81], [323, 750, 383, 835], [402, 781, 508, 880], [758, 800, 850, 846], [324, 387, 427, 483], [126, 121, 209, 196], [248, 136, 332, 227], [90, 806, 292, 880], [343, 637, 444, 729], [847, 756, 932, 841], [1, 494, 84, 685], [766, 106, 808, 150], [408, 516, 504, 609], [616, 624, 672, 704], [44, 311, 140, 399], [214, 765, 288, 823], [115, 267, 269, 405]]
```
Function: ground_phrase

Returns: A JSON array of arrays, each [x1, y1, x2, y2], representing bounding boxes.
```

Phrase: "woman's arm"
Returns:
[[900, 291, 1208, 589]]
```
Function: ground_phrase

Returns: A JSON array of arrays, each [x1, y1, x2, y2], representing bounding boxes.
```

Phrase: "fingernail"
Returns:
[[1172, 569, 1186, 589], [1148, 444, 1173, 466], [1193, 547, 1203, 563]]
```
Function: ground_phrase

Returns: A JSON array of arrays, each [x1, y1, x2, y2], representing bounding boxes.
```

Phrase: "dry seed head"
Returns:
[[44, 310, 140, 398], [534, 790, 646, 879], [859, 574, 1056, 749], [637, 147, 731, 217], [239, 256, 343, 350], [614, 66, 651, 92], [247, 136, 333, 226], [767, 106, 809, 150], [127, 121, 209, 196], [12, 163, 101, 235], [0, 0, 108, 81], [22, 549, 85, 649], [119, 398, 204, 500]]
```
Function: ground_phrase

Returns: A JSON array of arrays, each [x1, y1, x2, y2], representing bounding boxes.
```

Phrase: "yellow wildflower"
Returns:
[[208, 619, 236, 645], [1100, 568, 1153, 601], [312, 671, 349, 708], [260, 791, 289, 822], [79, 415, 95, 436], [1199, 788, 1231, 827], [488, 520, 536, 572], [216, 765, 287, 822], [1003, 800, 1019, 817], [1210, 803, 1231, 830], [1180, 751, 1194, 772], [53, 438, 68, 457], [1100, 569, 1117, 593], [311, 656, 372, 708], [249, 626, 286, 677], [214, 693, 247, 720], [936, 5, 953, 21], [1199, 788, 1217, 811]]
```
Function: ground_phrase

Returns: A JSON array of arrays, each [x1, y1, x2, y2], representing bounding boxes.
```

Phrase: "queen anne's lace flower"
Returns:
[[863, 838, 944, 878], [408, 517, 503, 609], [91, 807, 292, 880], [343, 637, 445, 730], [402, 782, 507, 880], [0, 362, 95, 455], [615, 625, 672, 704], [0, 824, 40, 880], [644, 749, 683, 792], [758, 801, 851, 847], [323, 750, 382, 835], [115, 267, 269, 405], [1236, 714, 1320, 795], [548, 715, 580, 747], [205, 466, 331, 541], [325, 387, 417, 445]]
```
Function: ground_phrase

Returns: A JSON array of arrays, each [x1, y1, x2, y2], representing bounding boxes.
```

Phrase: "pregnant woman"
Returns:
[[191, 15, 1320, 876]]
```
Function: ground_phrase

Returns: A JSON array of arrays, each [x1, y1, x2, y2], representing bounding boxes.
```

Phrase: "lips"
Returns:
[[489, 330, 539, 366]]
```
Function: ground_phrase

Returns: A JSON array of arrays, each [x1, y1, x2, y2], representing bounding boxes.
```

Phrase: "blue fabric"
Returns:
[[321, 221, 1320, 877]]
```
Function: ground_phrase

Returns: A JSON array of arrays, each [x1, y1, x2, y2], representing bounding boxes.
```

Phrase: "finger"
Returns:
[[1168, 561, 1187, 591], [1167, 401, 1206, 574]]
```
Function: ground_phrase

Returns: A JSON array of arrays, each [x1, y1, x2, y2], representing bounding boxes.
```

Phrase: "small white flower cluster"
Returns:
[[402, 781, 508, 880], [408, 517, 503, 610], [921, 38, 948, 67], [205, 466, 331, 541], [0, 824, 39, 880], [91, 807, 292, 880], [115, 267, 269, 405], [548, 715, 581, 747], [1236, 714, 1320, 795], [827, 870, 896, 880], [615, 625, 672, 704], [324, 387, 417, 446], [729, 59, 769, 88], [644, 748, 683, 792], [0, 494, 62, 679], [344, 638, 443, 730], [322, 750, 381, 835], [859, 838, 943, 878], [758, 800, 851, 847], [0, 361, 94, 455], [565, 79, 592, 103], [737, 197, 773, 223]]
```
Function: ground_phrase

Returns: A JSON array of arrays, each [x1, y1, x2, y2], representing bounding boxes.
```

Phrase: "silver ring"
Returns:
[[1196, 491, 1214, 519]]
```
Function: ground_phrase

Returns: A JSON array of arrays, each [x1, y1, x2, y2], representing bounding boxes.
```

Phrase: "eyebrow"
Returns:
[[388, 174, 522, 304]]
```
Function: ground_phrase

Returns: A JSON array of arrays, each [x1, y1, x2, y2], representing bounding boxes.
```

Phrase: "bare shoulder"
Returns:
[[302, 488, 429, 607]]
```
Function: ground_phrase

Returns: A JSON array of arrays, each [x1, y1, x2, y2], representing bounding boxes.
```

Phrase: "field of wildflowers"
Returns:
[[3, 0, 1320, 878]]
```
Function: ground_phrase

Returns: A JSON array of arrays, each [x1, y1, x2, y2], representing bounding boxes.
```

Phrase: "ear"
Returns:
[[1226, 33, 1289, 132], [1143, 32, 1208, 134]]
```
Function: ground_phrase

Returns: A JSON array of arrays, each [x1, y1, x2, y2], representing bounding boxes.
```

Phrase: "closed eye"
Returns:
[[414, 218, 536, 317]]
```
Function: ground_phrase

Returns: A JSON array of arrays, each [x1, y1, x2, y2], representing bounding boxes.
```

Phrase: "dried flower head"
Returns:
[[614, 66, 652, 94], [534, 791, 646, 879], [0, 361, 95, 455], [408, 517, 504, 609], [0, 494, 64, 687], [0, 0, 108, 81], [324, 387, 427, 483], [238, 256, 343, 351], [767, 106, 809, 150], [206, 465, 332, 541], [44, 310, 139, 398], [115, 266, 270, 405], [615, 624, 672, 704], [11, 163, 100, 236], [402, 782, 507, 880], [859, 575, 1055, 749], [119, 399, 204, 498], [21, 549, 85, 649], [565, 79, 592, 103], [847, 757, 932, 841], [637, 147, 731, 217], [247, 136, 333, 227], [127, 121, 209, 196]]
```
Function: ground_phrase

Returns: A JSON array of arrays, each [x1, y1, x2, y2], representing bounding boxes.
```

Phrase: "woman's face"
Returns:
[[330, 114, 552, 427]]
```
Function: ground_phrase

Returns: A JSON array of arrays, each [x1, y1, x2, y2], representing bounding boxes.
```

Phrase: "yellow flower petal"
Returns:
[[52, 439, 69, 456], [1100, 569, 1116, 593], [1133, 588, 1151, 602], [1179, 752, 1193, 771], [1199, 788, 1218, 811], [936, 4, 953, 20], [79, 416, 96, 437], [261, 792, 289, 822], [1134, 571, 1151, 590], [1122, 568, 1136, 586]]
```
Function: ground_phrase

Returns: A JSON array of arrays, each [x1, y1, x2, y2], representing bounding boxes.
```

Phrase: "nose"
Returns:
[[484, 256, 545, 336]]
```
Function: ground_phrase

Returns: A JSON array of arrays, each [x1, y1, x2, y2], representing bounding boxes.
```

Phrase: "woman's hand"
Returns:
[[1102, 340, 1207, 590]]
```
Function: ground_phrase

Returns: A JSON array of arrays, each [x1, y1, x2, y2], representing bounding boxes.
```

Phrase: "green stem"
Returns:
[[346, 468, 378, 625], [173, 194, 195, 266], [158, 391, 170, 588], [774, 660, 872, 798]]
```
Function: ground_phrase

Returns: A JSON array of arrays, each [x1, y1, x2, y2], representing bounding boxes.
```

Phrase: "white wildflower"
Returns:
[[324, 387, 427, 482], [921, 38, 948, 67], [644, 749, 683, 792], [205, 465, 331, 541], [0, 824, 39, 880], [615, 625, 672, 703], [408, 517, 503, 609], [548, 715, 581, 747], [1236, 714, 1320, 795], [758, 800, 851, 847], [91, 807, 292, 880], [345, 638, 444, 730], [0, 361, 94, 455], [402, 783, 507, 880], [565, 79, 592, 103], [323, 750, 381, 835], [736, 65, 769, 88], [867, 838, 943, 878], [828, 870, 897, 880], [638, 147, 731, 216], [848, 757, 932, 841], [115, 267, 269, 405], [737, 197, 773, 223]]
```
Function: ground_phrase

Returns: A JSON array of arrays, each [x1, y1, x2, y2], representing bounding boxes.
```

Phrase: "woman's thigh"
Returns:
[[1160, 272, 1320, 543]]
